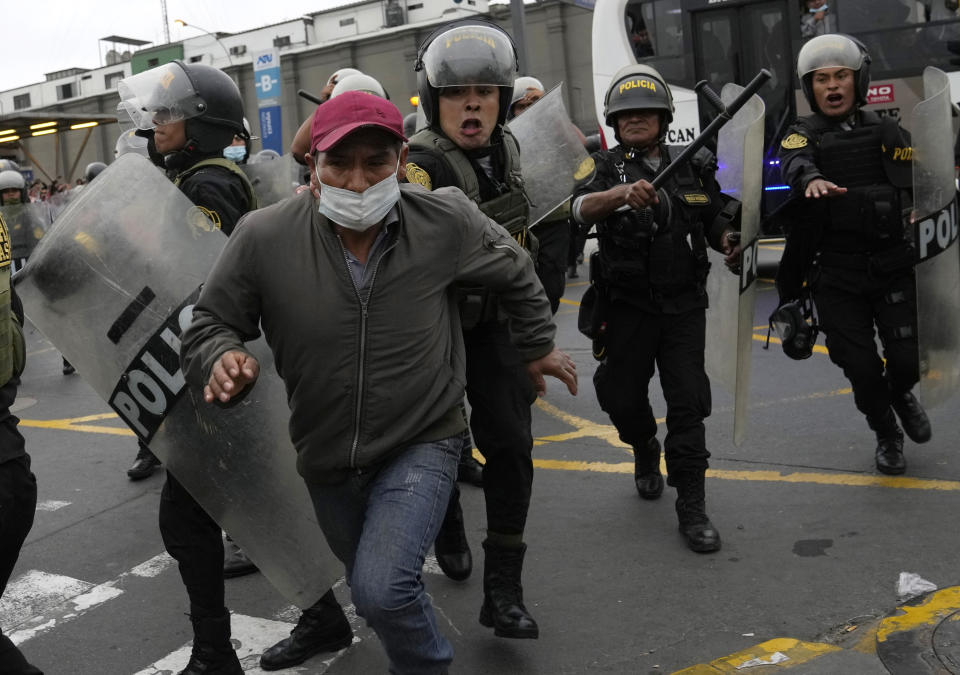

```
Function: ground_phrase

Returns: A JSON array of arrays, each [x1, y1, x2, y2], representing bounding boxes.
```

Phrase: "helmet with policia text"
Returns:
[[415, 20, 519, 128], [118, 61, 247, 160], [797, 33, 871, 112], [0, 170, 27, 204], [603, 64, 674, 141], [331, 72, 388, 99], [769, 298, 819, 360]]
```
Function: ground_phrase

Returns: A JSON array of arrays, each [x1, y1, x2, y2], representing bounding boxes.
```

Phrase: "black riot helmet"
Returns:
[[797, 33, 872, 113], [603, 64, 674, 143], [415, 20, 519, 129], [118, 60, 247, 166], [84, 162, 107, 182], [768, 299, 819, 360]]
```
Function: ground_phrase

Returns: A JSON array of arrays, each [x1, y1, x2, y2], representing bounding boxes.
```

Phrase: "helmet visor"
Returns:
[[117, 62, 206, 130], [797, 34, 865, 80], [423, 25, 516, 88]]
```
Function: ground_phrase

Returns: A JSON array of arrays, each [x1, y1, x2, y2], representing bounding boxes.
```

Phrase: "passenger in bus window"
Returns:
[[800, 0, 837, 39], [627, 15, 655, 58], [776, 34, 929, 476]]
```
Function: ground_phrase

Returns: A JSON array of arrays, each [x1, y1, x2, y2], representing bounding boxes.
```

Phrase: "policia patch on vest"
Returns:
[[679, 191, 710, 206], [781, 133, 809, 150], [196, 206, 222, 231], [405, 163, 432, 190]]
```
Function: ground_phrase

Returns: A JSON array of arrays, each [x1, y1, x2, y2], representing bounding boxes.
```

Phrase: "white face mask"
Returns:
[[316, 157, 401, 232]]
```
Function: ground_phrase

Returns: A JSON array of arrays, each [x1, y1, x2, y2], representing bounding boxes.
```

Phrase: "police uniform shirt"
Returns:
[[178, 165, 252, 237], [406, 141, 505, 200]]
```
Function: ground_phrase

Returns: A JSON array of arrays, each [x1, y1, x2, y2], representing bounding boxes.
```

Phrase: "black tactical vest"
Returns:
[[596, 145, 711, 297], [798, 114, 905, 254]]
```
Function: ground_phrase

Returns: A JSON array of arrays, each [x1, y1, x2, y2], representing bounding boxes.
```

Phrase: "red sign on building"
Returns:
[[866, 84, 895, 105]]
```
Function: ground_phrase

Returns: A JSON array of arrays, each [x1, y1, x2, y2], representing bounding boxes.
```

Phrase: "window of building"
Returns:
[[407, 2, 423, 8], [13, 93, 30, 110], [189, 55, 204, 63], [57, 83, 74, 101], [273, 35, 292, 47], [104, 71, 123, 90], [339, 17, 356, 26]]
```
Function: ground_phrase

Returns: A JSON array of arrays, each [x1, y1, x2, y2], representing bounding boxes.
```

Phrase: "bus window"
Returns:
[[800, 0, 837, 39], [625, 0, 686, 82]]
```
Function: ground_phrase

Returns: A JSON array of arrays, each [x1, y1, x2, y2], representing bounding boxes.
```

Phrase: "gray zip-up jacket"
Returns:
[[180, 184, 555, 484]]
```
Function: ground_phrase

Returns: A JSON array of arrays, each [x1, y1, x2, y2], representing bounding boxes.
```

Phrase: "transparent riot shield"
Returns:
[[507, 84, 596, 226], [911, 66, 960, 408], [241, 153, 302, 207], [15, 153, 338, 608], [704, 84, 765, 446], [0, 202, 50, 273]]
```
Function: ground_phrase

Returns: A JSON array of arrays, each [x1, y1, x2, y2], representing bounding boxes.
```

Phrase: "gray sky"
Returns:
[[2, 0, 348, 92]]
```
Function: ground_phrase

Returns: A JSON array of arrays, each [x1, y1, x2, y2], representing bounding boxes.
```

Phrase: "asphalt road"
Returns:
[[5, 241, 960, 674]]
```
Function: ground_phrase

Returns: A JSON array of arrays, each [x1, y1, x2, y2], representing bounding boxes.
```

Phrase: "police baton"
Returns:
[[298, 89, 325, 105], [650, 69, 771, 190]]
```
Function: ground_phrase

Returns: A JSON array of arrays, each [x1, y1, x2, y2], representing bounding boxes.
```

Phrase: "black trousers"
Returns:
[[461, 320, 536, 536], [593, 302, 711, 481], [158, 475, 225, 617], [533, 218, 571, 314], [812, 265, 919, 423], [0, 377, 42, 675]]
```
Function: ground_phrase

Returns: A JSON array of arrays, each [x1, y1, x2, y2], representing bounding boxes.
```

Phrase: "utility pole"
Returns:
[[160, 0, 171, 43]]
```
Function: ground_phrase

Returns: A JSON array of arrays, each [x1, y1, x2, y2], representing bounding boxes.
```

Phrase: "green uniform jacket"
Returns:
[[180, 185, 555, 484]]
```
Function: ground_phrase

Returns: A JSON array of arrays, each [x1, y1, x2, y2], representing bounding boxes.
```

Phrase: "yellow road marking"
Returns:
[[558, 297, 580, 306], [26, 347, 55, 357], [566, 280, 588, 287], [876, 586, 960, 643], [674, 638, 840, 673], [20, 413, 135, 437]]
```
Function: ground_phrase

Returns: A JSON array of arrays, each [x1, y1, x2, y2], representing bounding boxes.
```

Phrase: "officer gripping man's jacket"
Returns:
[[572, 64, 744, 554], [776, 34, 930, 476]]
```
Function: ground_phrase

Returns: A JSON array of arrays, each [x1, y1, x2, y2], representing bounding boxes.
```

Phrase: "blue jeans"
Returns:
[[307, 435, 462, 675]]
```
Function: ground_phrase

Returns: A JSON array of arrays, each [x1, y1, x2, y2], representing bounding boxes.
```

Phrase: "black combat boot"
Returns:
[[434, 487, 472, 581], [223, 535, 258, 579], [479, 540, 539, 639], [179, 613, 242, 675], [891, 391, 931, 444], [259, 589, 353, 671], [457, 452, 484, 488], [869, 409, 906, 475], [127, 443, 161, 481], [673, 471, 721, 553], [634, 437, 663, 500]]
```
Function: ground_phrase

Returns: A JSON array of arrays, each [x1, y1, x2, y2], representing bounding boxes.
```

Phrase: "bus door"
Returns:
[[690, 1, 794, 220]]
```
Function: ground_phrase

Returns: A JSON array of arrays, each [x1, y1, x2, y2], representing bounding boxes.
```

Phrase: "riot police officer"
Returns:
[[0, 170, 26, 206], [777, 34, 929, 474], [118, 60, 262, 674], [405, 20, 545, 638], [572, 64, 743, 553], [0, 214, 41, 674]]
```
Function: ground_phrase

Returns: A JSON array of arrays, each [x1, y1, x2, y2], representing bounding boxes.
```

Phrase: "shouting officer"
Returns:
[[118, 60, 262, 674], [405, 20, 544, 638], [777, 34, 929, 474], [572, 65, 743, 553]]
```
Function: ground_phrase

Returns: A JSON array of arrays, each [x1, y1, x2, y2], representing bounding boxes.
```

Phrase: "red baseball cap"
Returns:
[[310, 91, 407, 153]]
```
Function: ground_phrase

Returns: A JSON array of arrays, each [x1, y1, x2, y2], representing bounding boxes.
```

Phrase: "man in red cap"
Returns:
[[180, 91, 577, 674]]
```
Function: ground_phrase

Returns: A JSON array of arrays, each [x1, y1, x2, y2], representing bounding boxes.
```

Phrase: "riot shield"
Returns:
[[911, 67, 960, 408], [507, 84, 596, 226], [704, 84, 765, 446], [241, 153, 302, 207], [0, 202, 50, 273], [15, 153, 338, 608]]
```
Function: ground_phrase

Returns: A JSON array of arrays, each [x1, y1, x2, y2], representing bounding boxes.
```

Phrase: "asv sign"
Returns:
[[256, 53, 274, 67]]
